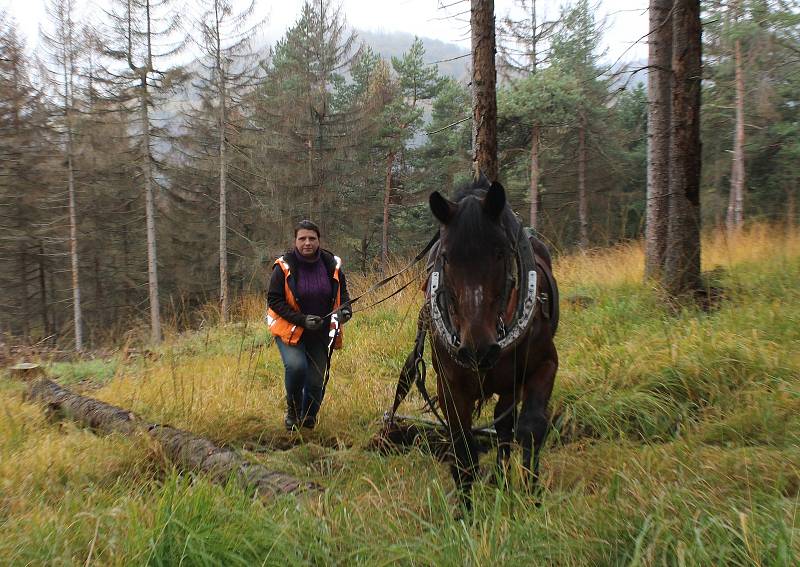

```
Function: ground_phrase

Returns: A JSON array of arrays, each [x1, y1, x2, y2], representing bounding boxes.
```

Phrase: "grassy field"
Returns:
[[1, 225, 799, 566]]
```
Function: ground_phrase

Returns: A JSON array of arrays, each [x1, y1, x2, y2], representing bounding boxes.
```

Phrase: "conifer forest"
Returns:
[[0, 0, 798, 347]]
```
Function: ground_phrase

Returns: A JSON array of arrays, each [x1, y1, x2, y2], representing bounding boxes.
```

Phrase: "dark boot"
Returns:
[[284, 401, 300, 431], [301, 414, 317, 429]]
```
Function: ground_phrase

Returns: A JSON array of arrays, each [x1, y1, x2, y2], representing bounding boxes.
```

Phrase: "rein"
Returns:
[[387, 224, 546, 433], [322, 233, 440, 394]]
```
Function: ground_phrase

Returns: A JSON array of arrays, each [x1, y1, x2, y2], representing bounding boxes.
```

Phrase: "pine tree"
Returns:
[[471, 0, 499, 181], [378, 38, 442, 270], [191, 0, 264, 323], [499, 0, 560, 228], [664, 0, 703, 296], [41, 0, 85, 350], [645, 0, 672, 278], [255, 0, 359, 239], [102, 0, 187, 343]]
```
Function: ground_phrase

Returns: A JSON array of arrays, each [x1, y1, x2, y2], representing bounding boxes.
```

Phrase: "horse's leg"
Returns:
[[516, 358, 557, 494], [493, 393, 516, 488], [441, 385, 478, 511]]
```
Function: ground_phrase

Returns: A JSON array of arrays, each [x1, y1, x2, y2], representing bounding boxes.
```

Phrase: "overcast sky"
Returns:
[[1, 0, 649, 63]]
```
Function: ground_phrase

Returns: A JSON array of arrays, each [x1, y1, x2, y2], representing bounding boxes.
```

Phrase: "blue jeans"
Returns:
[[275, 335, 329, 420]]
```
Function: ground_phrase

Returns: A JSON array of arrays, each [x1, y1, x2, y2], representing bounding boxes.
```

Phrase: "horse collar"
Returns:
[[428, 226, 540, 366]]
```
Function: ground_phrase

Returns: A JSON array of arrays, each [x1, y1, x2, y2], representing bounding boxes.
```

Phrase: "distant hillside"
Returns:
[[356, 29, 470, 81]]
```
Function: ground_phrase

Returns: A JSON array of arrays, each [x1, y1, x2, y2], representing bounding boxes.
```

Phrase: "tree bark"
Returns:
[[217, 13, 229, 325], [529, 123, 540, 230], [140, 77, 162, 343], [726, 35, 745, 231], [471, 0, 499, 182], [645, 0, 672, 279], [26, 378, 319, 497], [37, 242, 50, 338], [578, 121, 588, 248], [664, 0, 703, 297], [67, 143, 83, 350], [382, 152, 395, 273], [19, 245, 30, 339]]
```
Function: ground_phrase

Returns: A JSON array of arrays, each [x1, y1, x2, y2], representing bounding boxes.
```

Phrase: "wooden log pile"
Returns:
[[25, 378, 319, 498]]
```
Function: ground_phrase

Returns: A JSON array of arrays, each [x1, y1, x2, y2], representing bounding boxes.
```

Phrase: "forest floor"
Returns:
[[1, 225, 799, 565]]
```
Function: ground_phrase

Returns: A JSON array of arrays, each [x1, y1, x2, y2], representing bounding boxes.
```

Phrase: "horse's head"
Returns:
[[430, 179, 513, 370]]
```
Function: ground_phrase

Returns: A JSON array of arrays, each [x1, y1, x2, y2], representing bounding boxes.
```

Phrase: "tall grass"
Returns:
[[1, 224, 798, 565]]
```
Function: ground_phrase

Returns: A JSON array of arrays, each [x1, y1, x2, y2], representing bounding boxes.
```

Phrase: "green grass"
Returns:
[[1, 226, 799, 565]]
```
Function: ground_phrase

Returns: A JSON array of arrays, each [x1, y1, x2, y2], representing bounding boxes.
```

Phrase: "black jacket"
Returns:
[[267, 249, 350, 329]]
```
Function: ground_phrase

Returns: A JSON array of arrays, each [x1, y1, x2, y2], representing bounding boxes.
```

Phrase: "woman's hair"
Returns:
[[294, 219, 321, 238]]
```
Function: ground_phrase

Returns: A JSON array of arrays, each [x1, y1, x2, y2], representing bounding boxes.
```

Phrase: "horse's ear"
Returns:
[[430, 191, 456, 224], [483, 181, 506, 219]]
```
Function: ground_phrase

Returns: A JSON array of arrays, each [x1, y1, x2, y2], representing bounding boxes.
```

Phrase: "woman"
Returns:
[[267, 220, 352, 430]]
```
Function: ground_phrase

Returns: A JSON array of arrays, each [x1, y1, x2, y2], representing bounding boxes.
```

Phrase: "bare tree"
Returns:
[[41, 0, 84, 350], [103, 0, 187, 343], [645, 0, 672, 279], [471, 0, 498, 181], [193, 0, 264, 324]]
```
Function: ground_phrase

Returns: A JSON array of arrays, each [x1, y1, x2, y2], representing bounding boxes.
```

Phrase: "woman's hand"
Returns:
[[304, 315, 323, 330], [335, 307, 352, 324]]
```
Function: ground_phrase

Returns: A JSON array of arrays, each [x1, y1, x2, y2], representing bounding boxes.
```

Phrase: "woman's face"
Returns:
[[295, 228, 320, 258]]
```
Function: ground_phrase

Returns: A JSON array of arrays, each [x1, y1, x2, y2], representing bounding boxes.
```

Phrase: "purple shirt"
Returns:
[[293, 249, 332, 318]]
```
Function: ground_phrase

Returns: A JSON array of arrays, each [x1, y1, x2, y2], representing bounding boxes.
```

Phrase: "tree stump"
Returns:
[[7, 362, 45, 381]]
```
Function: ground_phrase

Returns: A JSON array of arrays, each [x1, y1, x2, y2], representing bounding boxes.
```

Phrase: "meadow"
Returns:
[[1, 225, 798, 566]]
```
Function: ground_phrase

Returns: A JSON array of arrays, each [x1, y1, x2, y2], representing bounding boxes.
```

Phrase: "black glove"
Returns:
[[336, 307, 352, 324], [303, 315, 323, 331]]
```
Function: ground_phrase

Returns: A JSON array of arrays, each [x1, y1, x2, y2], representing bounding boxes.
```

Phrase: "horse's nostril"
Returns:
[[456, 347, 475, 364], [478, 343, 501, 368]]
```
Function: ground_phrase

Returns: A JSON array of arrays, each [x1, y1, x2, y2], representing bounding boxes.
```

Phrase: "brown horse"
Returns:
[[398, 177, 559, 510]]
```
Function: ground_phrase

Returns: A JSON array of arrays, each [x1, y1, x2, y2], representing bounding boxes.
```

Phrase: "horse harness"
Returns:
[[387, 225, 559, 429], [428, 225, 558, 367]]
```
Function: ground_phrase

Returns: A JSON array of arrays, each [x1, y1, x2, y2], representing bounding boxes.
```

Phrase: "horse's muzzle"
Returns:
[[456, 343, 501, 370]]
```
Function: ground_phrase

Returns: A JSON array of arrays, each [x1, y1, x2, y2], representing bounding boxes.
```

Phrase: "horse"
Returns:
[[393, 176, 559, 510]]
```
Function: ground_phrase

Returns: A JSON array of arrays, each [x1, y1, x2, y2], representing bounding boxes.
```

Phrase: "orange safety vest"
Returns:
[[266, 254, 344, 349]]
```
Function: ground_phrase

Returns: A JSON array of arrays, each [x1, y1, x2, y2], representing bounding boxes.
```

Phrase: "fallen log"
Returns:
[[26, 378, 319, 498]]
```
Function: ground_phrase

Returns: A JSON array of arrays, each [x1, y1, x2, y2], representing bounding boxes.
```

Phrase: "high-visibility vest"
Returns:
[[266, 254, 344, 348]]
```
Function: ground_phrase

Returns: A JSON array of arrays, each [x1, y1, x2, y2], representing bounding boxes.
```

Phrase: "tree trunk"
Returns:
[[529, 123, 540, 230], [26, 379, 319, 497], [787, 185, 796, 238], [645, 0, 672, 279], [218, 97, 229, 325], [19, 245, 30, 339], [37, 242, 50, 338], [382, 152, 395, 273], [140, 77, 162, 343], [471, 0, 498, 182], [578, 121, 588, 248], [67, 145, 83, 351], [664, 0, 703, 297], [214, 0, 230, 325], [726, 36, 745, 231]]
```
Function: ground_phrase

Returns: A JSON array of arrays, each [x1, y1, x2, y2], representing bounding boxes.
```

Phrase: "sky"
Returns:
[[0, 0, 649, 63]]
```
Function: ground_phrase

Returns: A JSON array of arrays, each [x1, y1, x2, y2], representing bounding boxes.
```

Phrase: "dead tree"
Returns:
[[26, 378, 319, 498]]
